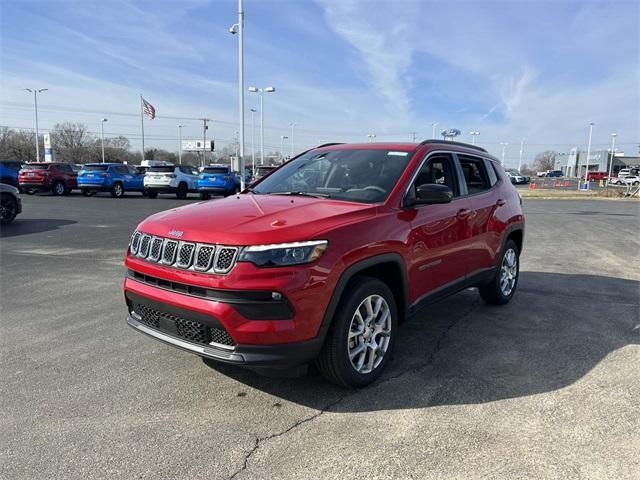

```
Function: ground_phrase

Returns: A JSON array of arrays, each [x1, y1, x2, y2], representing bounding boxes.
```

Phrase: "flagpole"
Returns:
[[140, 94, 145, 162]]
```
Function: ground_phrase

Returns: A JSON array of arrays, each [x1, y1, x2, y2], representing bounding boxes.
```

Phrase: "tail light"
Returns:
[[167, 174, 177, 178]]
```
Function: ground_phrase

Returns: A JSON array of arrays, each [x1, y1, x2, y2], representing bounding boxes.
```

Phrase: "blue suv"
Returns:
[[0, 160, 23, 189], [197, 164, 240, 199], [78, 163, 146, 198]]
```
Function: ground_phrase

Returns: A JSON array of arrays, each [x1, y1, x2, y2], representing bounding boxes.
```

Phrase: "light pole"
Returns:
[[24, 88, 48, 161], [581, 122, 594, 189], [431, 122, 439, 139], [280, 135, 288, 162], [289, 122, 297, 159], [100, 118, 108, 163], [177, 125, 184, 164], [469, 130, 480, 145], [518, 138, 525, 174], [248, 86, 276, 165], [607, 133, 617, 186], [229, 0, 245, 189], [500, 142, 508, 166], [250, 109, 256, 174], [367, 133, 376, 142]]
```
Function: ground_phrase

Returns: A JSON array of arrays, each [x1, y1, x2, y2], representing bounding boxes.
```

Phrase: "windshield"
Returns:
[[83, 165, 109, 171], [252, 148, 413, 203], [148, 166, 176, 173], [203, 167, 229, 174]]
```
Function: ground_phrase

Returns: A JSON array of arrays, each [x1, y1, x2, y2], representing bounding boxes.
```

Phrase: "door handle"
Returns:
[[496, 199, 506, 207], [456, 208, 471, 219]]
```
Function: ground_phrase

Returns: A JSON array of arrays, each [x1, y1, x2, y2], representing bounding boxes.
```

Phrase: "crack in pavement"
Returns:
[[228, 298, 480, 479]]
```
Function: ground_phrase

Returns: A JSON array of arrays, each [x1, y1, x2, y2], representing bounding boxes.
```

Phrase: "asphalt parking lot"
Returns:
[[1, 194, 639, 479]]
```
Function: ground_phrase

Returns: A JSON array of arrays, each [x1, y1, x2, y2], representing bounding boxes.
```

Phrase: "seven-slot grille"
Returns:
[[129, 231, 238, 274], [133, 303, 236, 348]]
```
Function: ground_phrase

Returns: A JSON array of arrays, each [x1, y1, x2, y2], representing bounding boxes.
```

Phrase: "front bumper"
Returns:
[[125, 298, 322, 367]]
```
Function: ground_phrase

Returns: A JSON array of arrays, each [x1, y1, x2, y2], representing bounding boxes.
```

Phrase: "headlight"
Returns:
[[238, 240, 328, 267]]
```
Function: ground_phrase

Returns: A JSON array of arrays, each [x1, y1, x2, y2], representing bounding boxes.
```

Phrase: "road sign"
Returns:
[[182, 140, 214, 152], [43, 133, 53, 162]]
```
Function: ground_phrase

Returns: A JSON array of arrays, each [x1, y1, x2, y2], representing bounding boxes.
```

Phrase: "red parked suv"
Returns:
[[124, 141, 524, 387], [18, 162, 78, 195]]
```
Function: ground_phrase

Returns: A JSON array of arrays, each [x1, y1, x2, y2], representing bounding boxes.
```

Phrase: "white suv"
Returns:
[[144, 165, 200, 199]]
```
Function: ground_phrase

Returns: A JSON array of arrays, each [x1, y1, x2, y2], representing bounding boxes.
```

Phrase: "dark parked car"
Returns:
[[0, 183, 22, 224], [124, 140, 525, 387], [18, 162, 78, 195]]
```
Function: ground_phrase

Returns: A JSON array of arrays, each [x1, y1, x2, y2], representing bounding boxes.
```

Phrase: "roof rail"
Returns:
[[418, 139, 488, 153], [316, 142, 345, 148]]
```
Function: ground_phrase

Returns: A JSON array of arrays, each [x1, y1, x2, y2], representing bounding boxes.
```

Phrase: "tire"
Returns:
[[176, 183, 188, 199], [110, 182, 124, 198], [0, 193, 18, 224], [81, 189, 93, 197], [25, 189, 35, 195], [199, 192, 211, 200], [479, 239, 520, 305], [52, 181, 65, 196], [146, 190, 158, 199], [316, 276, 397, 388]]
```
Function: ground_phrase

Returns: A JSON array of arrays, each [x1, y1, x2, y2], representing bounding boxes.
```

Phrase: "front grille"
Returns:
[[130, 232, 142, 255], [176, 242, 195, 268], [215, 248, 238, 273], [134, 303, 236, 348], [131, 231, 239, 275], [149, 237, 163, 261], [194, 245, 215, 271]]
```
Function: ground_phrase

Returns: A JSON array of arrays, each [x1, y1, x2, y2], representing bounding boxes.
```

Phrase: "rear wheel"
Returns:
[[52, 181, 65, 196], [110, 182, 124, 198], [479, 239, 519, 305], [316, 277, 397, 388], [146, 189, 158, 199], [176, 183, 188, 199], [0, 193, 18, 224], [199, 192, 211, 200], [81, 189, 93, 197]]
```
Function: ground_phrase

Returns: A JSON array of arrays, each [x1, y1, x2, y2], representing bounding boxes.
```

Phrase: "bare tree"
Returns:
[[50, 122, 95, 163], [0, 127, 37, 161], [532, 151, 556, 172]]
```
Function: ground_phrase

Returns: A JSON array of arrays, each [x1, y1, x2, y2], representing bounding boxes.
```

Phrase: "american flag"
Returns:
[[142, 97, 156, 120]]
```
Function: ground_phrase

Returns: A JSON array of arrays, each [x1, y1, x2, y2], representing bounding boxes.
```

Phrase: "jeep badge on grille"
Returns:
[[168, 229, 184, 238]]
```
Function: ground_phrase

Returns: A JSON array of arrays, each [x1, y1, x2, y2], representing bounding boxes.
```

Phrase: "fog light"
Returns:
[[272, 292, 282, 301]]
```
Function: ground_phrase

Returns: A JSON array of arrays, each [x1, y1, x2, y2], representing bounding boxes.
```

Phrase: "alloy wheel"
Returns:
[[347, 294, 392, 374], [500, 248, 518, 296], [1, 195, 16, 221]]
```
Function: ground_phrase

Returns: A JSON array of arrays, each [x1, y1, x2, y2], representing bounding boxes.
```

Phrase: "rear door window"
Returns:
[[484, 159, 499, 186], [458, 155, 492, 195]]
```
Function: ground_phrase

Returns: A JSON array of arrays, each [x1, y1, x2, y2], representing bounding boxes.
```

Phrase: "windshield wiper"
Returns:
[[268, 191, 330, 199]]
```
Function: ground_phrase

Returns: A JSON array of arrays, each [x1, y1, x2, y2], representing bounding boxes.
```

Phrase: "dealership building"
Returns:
[[554, 149, 640, 177]]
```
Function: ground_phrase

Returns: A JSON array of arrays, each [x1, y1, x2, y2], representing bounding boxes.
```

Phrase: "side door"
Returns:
[[455, 154, 503, 273], [406, 152, 473, 301], [59, 164, 77, 188]]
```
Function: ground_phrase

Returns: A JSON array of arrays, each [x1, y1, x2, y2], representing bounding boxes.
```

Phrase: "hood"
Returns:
[[137, 194, 376, 245]]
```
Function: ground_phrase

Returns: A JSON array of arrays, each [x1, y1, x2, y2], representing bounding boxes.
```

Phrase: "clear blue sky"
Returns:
[[1, 0, 638, 166]]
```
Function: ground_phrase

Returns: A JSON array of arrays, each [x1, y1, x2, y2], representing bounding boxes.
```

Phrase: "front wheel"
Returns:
[[176, 183, 188, 199], [479, 239, 520, 305], [0, 193, 18, 224], [110, 183, 124, 198], [52, 181, 65, 196], [316, 277, 397, 388]]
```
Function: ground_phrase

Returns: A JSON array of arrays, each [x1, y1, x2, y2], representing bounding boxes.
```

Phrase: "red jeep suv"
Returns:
[[124, 141, 524, 387], [18, 162, 78, 195]]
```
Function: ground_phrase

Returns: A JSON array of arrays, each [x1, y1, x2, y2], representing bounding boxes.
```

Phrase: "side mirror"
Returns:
[[412, 183, 453, 205]]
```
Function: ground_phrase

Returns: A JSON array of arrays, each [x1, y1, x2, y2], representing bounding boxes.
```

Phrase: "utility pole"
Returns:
[[411, 131, 416, 142], [290, 122, 296, 160], [469, 131, 480, 145], [500, 142, 508, 166], [100, 118, 108, 163], [24, 88, 48, 161], [518, 138, 525, 174], [607, 133, 617, 186], [580, 122, 594, 189], [177, 125, 183, 164], [202, 118, 209, 167], [280, 135, 288, 162], [250, 109, 256, 174], [431, 122, 439, 139]]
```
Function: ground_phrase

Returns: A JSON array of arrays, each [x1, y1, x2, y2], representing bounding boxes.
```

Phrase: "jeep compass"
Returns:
[[124, 140, 525, 387]]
